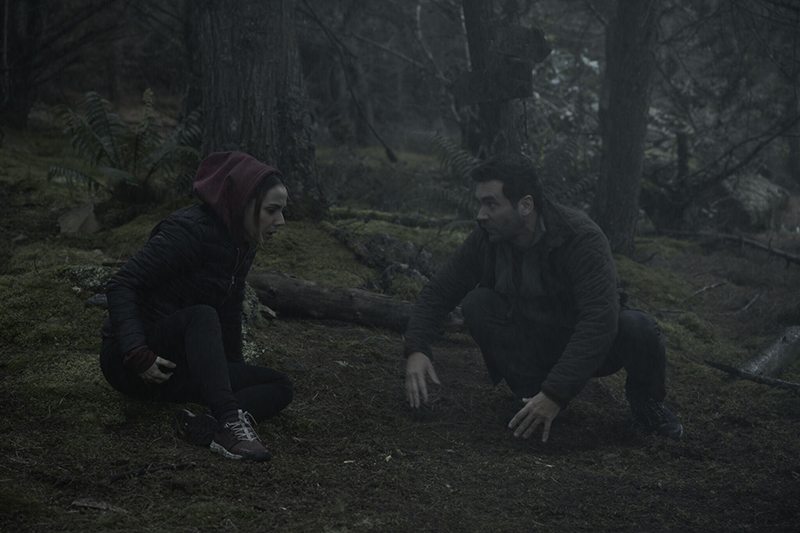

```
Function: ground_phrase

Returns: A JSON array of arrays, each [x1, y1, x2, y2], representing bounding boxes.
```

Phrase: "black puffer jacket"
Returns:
[[102, 204, 256, 363], [403, 198, 624, 407]]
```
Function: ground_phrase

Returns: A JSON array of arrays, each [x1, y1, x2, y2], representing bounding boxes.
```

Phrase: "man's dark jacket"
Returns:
[[101, 204, 256, 363], [403, 198, 625, 407]]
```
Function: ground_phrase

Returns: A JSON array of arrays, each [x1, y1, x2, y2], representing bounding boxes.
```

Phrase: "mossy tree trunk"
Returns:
[[593, 0, 658, 257], [198, 0, 323, 216]]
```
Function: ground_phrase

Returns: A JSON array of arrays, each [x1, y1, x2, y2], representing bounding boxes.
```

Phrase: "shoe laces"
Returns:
[[227, 410, 261, 443]]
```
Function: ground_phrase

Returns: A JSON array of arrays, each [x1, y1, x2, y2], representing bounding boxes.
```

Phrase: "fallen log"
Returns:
[[738, 326, 800, 377], [247, 270, 464, 334], [705, 326, 800, 390], [704, 361, 800, 391]]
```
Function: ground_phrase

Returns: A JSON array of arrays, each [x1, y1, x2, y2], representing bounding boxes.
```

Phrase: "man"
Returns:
[[403, 153, 683, 442]]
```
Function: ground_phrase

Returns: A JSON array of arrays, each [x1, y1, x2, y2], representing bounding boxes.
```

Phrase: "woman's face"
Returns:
[[243, 184, 288, 244]]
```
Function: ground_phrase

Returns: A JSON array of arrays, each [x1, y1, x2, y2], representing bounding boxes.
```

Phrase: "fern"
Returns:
[[426, 184, 477, 220], [413, 131, 480, 220], [48, 90, 201, 202], [417, 131, 479, 182], [47, 166, 105, 193]]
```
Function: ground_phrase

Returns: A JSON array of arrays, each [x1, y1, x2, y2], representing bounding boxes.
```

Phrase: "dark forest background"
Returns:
[[3, 3, 800, 531], [3, 0, 800, 251]]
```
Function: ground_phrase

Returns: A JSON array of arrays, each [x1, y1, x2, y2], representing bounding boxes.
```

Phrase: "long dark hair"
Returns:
[[247, 173, 287, 242]]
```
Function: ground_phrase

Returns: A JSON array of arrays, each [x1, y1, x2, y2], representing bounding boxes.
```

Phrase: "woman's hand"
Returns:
[[139, 356, 177, 384]]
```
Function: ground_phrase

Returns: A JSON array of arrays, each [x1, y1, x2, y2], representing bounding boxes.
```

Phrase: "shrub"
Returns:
[[47, 89, 201, 202]]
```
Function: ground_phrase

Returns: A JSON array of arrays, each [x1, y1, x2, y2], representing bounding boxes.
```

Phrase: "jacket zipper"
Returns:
[[223, 245, 255, 303], [223, 248, 242, 303]]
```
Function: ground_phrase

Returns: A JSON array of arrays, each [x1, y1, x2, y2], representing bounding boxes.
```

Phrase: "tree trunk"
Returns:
[[593, 0, 658, 257], [198, 0, 322, 216], [786, 97, 800, 188], [178, 0, 202, 124], [460, 0, 521, 156], [247, 270, 464, 334], [1, 0, 45, 129]]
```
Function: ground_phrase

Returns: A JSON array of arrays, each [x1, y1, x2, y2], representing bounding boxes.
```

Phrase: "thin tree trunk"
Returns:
[[594, 0, 658, 257]]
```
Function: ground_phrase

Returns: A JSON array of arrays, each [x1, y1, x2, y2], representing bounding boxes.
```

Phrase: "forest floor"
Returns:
[[1, 129, 799, 532]]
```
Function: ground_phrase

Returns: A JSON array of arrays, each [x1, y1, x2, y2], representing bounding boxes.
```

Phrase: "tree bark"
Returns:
[[593, 0, 658, 257], [786, 97, 800, 188], [460, 0, 521, 156], [738, 326, 800, 377], [247, 270, 464, 334], [1, 0, 45, 129], [198, 0, 322, 215]]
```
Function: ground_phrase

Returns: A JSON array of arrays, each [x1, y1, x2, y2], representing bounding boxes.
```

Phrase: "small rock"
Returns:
[[58, 203, 98, 234]]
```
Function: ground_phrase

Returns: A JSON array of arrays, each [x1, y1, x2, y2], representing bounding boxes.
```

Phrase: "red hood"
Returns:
[[193, 151, 283, 245]]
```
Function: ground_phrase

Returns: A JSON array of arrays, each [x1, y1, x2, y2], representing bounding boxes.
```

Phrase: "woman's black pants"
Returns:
[[100, 305, 293, 423]]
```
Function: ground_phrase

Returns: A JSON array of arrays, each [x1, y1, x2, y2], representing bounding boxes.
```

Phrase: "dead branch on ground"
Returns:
[[100, 462, 195, 485]]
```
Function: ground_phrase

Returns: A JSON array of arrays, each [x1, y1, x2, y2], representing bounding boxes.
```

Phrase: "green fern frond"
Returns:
[[74, 91, 123, 166], [167, 108, 202, 148], [415, 131, 479, 183], [425, 184, 476, 220], [96, 165, 138, 187], [47, 166, 105, 193], [552, 174, 597, 205], [52, 90, 202, 203], [164, 169, 196, 197]]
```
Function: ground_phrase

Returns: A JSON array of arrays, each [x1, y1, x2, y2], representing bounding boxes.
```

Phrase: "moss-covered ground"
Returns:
[[1, 130, 799, 532]]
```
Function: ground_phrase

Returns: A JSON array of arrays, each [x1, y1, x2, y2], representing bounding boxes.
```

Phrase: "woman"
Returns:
[[100, 151, 293, 462]]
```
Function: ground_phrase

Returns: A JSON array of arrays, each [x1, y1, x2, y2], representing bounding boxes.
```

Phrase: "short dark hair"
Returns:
[[471, 153, 544, 211]]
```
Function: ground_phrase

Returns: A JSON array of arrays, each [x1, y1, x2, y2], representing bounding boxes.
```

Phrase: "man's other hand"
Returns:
[[405, 352, 440, 408], [508, 391, 561, 442]]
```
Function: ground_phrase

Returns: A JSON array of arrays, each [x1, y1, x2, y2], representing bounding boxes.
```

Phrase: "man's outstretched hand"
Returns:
[[508, 392, 561, 442], [405, 352, 440, 408]]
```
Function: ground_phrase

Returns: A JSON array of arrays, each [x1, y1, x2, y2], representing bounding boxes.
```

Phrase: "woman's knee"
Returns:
[[184, 305, 220, 326]]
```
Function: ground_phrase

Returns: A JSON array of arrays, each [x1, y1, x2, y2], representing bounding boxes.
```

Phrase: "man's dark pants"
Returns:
[[460, 288, 666, 404]]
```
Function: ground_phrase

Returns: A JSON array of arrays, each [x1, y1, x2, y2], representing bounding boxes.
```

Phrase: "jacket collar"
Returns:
[[540, 197, 578, 251]]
